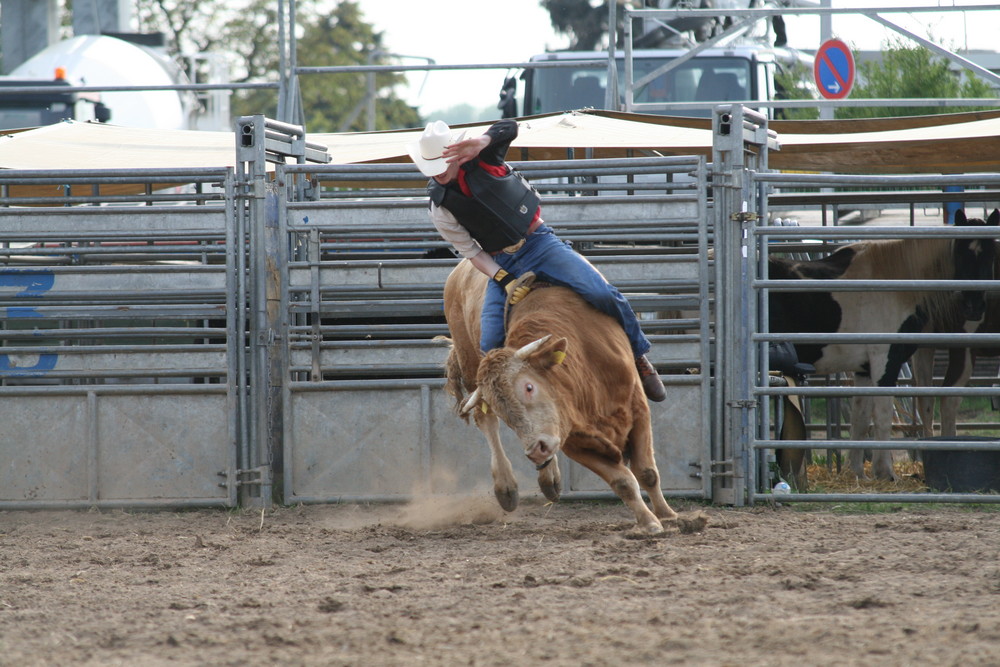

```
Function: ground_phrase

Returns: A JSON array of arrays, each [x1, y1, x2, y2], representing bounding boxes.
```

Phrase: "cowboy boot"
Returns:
[[635, 355, 666, 402]]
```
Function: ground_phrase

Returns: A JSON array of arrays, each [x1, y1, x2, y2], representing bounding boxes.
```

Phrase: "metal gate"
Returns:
[[713, 106, 1000, 506], [252, 147, 717, 504], [0, 166, 241, 509]]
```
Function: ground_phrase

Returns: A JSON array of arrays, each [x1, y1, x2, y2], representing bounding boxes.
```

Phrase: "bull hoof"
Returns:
[[494, 487, 519, 513], [645, 521, 665, 535], [540, 479, 561, 503], [631, 520, 664, 536]]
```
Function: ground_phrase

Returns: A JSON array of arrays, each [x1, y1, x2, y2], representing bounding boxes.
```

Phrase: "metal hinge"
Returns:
[[256, 329, 279, 346], [708, 459, 737, 479], [730, 211, 759, 223], [218, 466, 271, 490]]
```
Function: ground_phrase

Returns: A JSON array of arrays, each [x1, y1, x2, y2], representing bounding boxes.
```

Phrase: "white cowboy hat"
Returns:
[[407, 120, 465, 177]]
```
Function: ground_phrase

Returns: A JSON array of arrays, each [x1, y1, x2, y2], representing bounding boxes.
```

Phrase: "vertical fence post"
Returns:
[[235, 115, 329, 508], [712, 104, 777, 505], [235, 115, 275, 507]]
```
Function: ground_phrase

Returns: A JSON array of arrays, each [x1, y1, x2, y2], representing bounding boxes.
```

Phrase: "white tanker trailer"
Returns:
[[0, 34, 229, 131]]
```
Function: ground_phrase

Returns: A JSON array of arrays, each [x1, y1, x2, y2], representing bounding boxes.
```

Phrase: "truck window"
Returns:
[[527, 56, 752, 117]]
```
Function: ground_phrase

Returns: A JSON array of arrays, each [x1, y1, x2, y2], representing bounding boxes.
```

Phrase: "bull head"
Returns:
[[459, 335, 568, 418], [461, 335, 570, 468]]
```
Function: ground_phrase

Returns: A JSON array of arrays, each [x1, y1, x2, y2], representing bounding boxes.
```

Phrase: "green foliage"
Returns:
[[774, 61, 820, 120], [287, 2, 420, 132], [135, 0, 420, 133], [836, 39, 998, 119]]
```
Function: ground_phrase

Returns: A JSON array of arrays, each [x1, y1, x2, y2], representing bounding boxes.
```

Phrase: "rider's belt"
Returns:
[[490, 218, 540, 256]]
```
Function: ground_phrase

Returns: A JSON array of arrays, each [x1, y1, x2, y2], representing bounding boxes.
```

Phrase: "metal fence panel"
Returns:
[[0, 167, 241, 510], [714, 118, 1000, 506], [278, 156, 713, 504], [0, 388, 234, 508]]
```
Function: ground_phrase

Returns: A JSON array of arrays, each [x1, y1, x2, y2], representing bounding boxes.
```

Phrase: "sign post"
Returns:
[[814, 38, 855, 100]]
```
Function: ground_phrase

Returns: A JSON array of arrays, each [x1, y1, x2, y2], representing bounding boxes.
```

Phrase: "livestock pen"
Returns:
[[3, 109, 1000, 510]]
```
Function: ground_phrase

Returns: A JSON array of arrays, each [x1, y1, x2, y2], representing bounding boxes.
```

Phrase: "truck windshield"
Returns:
[[527, 56, 752, 117]]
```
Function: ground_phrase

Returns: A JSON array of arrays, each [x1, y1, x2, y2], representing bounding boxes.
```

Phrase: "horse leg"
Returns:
[[912, 347, 937, 438], [848, 385, 875, 478], [536, 453, 562, 502], [940, 348, 972, 437], [870, 394, 897, 481], [473, 409, 519, 512]]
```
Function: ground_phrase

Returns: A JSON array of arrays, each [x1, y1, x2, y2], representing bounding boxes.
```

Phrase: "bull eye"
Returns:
[[524, 382, 534, 396]]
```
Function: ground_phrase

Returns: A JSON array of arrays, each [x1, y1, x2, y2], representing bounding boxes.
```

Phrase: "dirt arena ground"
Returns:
[[2, 496, 999, 667]]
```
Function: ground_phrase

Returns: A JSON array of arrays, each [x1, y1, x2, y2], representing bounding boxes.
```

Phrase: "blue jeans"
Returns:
[[480, 224, 651, 358]]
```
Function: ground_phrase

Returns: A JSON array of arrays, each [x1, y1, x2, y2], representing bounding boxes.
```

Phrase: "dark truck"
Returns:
[[0, 73, 110, 130], [502, 45, 812, 119]]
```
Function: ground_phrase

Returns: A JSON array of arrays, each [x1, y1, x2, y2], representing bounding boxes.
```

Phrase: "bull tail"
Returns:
[[439, 337, 473, 423]]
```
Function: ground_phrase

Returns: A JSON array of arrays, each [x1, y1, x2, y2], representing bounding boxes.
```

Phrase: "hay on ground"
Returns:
[[806, 460, 927, 494]]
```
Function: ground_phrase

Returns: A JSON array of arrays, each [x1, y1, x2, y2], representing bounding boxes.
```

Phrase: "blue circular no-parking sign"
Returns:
[[814, 38, 855, 100]]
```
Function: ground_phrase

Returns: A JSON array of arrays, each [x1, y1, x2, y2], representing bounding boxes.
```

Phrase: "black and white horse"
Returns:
[[913, 209, 1000, 438], [768, 209, 999, 484]]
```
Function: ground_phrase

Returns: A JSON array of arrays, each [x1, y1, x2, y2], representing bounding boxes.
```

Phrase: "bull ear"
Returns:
[[526, 336, 568, 370], [989, 209, 1000, 226], [955, 209, 968, 226]]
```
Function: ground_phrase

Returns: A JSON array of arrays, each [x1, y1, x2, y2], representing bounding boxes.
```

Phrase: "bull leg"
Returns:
[[536, 453, 562, 502], [474, 410, 519, 512], [568, 450, 663, 534], [627, 411, 677, 522]]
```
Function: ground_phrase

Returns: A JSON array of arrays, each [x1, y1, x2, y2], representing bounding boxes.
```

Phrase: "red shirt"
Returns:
[[457, 162, 542, 225], [456, 162, 506, 196]]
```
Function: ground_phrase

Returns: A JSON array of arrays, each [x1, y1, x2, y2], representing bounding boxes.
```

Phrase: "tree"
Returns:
[[774, 61, 819, 120], [541, 0, 609, 51], [836, 40, 998, 119], [541, 0, 730, 51], [135, 0, 420, 132]]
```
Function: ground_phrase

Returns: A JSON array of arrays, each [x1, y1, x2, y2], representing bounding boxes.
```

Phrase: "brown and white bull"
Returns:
[[442, 260, 678, 534]]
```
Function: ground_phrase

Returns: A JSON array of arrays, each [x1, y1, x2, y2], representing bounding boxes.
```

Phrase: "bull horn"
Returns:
[[514, 335, 552, 359], [460, 388, 482, 416]]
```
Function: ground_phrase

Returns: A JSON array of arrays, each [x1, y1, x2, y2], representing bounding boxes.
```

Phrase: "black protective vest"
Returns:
[[428, 163, 540, 253]]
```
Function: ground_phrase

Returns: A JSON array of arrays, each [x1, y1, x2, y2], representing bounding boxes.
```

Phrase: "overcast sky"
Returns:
[[354, 0, 1000, 118]]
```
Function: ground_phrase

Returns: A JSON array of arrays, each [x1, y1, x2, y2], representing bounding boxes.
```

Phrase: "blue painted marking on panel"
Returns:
[[0, 353, 58, 377], [0, 269, 55, 296], [0, 269, 57, 376]]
